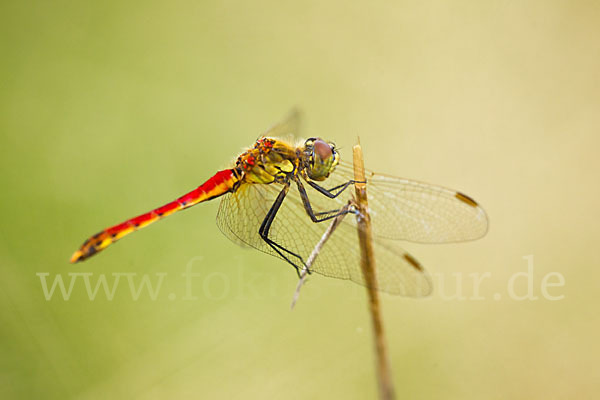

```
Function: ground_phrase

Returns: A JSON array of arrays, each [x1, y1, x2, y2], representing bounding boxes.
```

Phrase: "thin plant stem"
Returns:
[[353, 143, 396, 400]]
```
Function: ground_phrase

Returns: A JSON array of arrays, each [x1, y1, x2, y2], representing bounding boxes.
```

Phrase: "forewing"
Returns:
[[260, 109, 302, 138], [335, 162, 489, 243]]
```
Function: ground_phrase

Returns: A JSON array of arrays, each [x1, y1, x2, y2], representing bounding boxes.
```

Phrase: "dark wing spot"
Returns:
[[455, 192, 478, 207], [403, 253, 423, 271]]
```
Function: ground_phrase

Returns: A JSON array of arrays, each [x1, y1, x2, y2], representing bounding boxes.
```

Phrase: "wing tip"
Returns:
[[455, 191, 479, 207], [403, 253, 424, 271]]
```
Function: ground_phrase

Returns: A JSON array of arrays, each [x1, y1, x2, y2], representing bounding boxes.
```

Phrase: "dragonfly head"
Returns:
[[302, 138, 339, 181]]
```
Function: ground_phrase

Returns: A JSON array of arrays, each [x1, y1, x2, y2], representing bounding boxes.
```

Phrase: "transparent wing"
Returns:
[[335, 162, 489, 243], [260, 109, 302, 138], [216, 181, 432, 296]]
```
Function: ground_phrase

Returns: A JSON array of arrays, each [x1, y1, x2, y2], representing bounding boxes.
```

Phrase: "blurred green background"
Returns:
[[1, 0, 599, 399]]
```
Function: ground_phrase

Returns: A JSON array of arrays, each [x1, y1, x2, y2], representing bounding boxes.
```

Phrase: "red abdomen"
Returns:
[[71, 169, 239, 263]]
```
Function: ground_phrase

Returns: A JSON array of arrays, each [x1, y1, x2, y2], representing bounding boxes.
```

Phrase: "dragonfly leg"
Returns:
[[306, 179, 364, 199], [259, 183, 308, 277], [296, 178, 356, 223]]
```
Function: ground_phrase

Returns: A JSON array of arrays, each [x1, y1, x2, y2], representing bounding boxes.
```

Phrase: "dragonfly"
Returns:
[[70, 112, 488, 296]]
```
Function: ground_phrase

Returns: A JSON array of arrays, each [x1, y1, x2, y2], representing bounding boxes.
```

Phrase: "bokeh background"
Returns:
[[1, 1, 599, 399]]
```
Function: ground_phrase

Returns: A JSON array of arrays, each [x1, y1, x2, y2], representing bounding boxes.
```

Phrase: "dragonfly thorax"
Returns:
[[235, 137, 297, 184], [233, 137, 339, 185]]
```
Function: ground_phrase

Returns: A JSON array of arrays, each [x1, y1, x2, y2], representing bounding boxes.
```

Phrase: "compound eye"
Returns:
[[313, 139, 333, 161]]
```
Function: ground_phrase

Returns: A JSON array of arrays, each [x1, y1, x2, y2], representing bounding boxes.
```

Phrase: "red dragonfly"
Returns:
[[71, 112, 488, 296]]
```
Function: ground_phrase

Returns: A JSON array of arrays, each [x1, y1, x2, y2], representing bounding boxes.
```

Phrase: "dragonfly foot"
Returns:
[[296, 264, 312, 279]]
